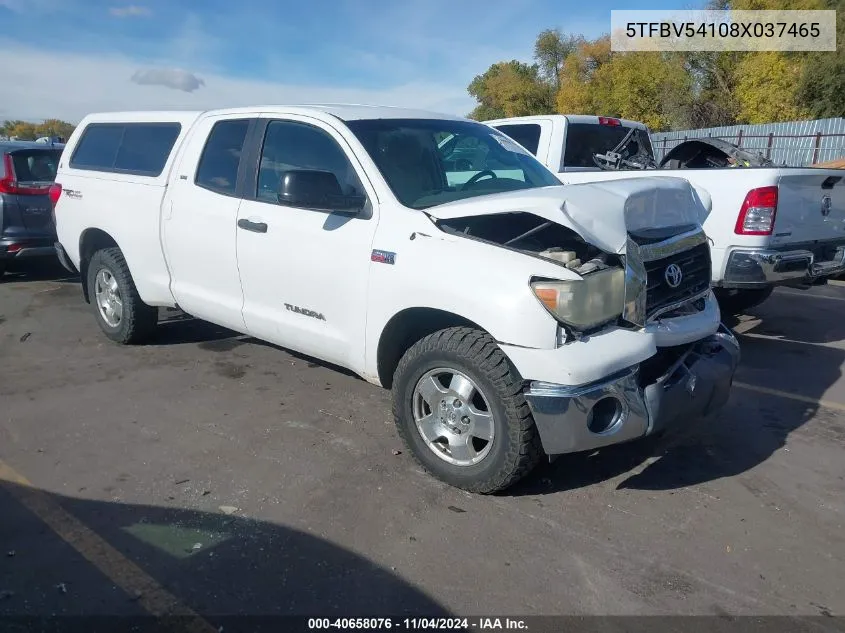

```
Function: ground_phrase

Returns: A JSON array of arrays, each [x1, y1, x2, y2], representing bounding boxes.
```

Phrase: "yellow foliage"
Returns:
[[734, 52, 809, 123], [555, 35, 691, 130]]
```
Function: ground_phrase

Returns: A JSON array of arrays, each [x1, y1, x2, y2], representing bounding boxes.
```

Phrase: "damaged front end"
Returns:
[[425, 178, 738, 456]]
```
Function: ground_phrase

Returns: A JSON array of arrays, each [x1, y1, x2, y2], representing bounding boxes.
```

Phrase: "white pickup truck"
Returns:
[[53, 105, 739, 493], [485, 115, 845, 314]]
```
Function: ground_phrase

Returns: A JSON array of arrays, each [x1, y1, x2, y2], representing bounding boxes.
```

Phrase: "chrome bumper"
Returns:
[[523, 325, 740, 456], [722, 246, 845, 288]]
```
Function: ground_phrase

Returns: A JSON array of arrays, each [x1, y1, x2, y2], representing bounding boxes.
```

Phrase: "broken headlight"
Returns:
[[531, 268, 625, 330]]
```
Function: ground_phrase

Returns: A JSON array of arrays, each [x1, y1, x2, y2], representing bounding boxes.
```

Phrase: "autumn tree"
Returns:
[[555, 36, 613, 115], [467, 61, 553, 120], [1, 119, 75, 140]]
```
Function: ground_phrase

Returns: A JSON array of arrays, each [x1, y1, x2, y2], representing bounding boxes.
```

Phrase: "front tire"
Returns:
[[87, 247, 157, 344], [392, 327, 543, 494]]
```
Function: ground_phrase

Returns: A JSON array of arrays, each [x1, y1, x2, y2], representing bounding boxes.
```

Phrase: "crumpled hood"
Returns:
[[426, 176, 710, 254]]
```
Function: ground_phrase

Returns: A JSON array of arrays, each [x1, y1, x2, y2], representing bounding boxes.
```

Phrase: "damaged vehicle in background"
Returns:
[[486, 115, 845, 315], [54, 106, 739, 493]]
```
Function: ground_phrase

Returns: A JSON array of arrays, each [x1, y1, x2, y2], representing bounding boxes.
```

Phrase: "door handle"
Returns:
[[237, 218, 268, 233]]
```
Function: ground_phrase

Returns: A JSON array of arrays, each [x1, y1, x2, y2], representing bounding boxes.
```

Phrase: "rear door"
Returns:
[[162, 116, 256, 331], [774, 170, 845, 244], [2, 148, 61, 235]]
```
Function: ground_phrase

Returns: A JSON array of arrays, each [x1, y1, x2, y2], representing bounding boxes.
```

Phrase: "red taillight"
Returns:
[[49, 183, 63, 205], [0, 153, 52, 196], [735, 186, 778, 235], [6, 243, 22, 253], [598, 116, 621, 126]]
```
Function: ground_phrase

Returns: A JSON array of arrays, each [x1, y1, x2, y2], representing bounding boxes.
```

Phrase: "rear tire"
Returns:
[[715, 287, 774, 316], [0, 261, 6, 278], [87, 247, 157, 344], [391, 327, 543, 494]]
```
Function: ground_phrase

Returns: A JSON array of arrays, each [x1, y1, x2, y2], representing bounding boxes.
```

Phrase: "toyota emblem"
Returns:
[[822, 195, 832, 218], [664, 263, 683, 288]]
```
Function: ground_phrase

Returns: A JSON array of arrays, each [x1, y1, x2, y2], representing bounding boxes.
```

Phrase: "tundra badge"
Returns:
[[284, 303, 326, 321]]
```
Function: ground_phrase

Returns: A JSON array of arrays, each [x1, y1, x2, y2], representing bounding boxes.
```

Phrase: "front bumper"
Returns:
[[0, 237, 57, 260], [523, 325, 740, 456], [722, 245, 845, 288]]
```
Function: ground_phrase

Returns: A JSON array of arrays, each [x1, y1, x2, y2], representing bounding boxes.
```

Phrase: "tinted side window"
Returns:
[[69, 125, 123, 170], [493, 124, 541, 155], [114, 124, 181, 175], [195, 119, 251, 195], [256, 120, 362, 203], [69, 123, 181, 176]]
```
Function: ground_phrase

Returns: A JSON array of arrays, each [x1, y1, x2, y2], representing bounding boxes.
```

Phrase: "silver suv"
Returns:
[[0, 141, 63, 277]]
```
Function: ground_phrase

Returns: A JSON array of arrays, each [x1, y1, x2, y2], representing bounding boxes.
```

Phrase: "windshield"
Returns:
[[345, 118, 561, 209]]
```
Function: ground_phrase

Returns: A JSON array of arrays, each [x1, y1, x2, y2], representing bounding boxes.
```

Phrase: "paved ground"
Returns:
[[1, 261, 844, 624]]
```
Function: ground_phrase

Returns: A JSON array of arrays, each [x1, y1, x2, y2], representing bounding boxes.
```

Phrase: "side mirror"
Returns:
[[277, 169, 366, 213]]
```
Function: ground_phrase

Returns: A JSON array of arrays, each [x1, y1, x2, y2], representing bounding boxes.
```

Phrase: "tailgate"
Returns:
[[775, 171, 845, 243]]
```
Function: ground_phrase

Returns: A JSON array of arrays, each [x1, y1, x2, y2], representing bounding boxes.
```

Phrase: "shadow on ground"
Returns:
[[1, 259, 79, 285], [0, 483, 446, 625]]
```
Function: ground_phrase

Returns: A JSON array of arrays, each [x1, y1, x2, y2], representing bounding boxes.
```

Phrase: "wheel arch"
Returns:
[[78, 228, 119, 303], [376, 307, 489, 389]]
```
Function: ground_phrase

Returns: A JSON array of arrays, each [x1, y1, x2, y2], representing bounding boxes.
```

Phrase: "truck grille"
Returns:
[[645, 242, 711, 317]]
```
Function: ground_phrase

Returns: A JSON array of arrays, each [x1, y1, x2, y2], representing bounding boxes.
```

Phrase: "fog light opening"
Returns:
[[587, 397, 624, 434]]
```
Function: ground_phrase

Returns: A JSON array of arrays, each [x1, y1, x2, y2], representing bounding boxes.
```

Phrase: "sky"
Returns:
[[1, 0, 700, 123]]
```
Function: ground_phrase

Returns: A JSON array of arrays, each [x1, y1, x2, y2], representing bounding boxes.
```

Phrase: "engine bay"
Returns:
[[435, 212, 622, 276]]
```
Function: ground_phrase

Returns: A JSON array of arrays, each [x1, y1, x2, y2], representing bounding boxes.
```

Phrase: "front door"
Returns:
[[235, 115, 379, 369]]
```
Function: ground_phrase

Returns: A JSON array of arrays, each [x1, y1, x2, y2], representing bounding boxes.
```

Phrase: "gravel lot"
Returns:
[[1, 261, 844, 624]]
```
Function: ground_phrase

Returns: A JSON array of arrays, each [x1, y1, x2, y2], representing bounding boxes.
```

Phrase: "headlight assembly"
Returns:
[[531, 268, 625, 330]]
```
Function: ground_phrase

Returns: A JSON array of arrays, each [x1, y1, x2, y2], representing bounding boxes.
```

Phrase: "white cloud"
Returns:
[[131, 68, 205, 92], [0, 42, 475, 122], [109, 5, 151, 18]]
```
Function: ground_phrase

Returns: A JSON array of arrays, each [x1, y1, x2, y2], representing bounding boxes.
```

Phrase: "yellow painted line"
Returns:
[[733, 381, 845, 413], [0, 459, 216, 633]]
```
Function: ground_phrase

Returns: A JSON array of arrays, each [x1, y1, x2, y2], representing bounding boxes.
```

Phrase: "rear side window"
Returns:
[[195, 119, 251, 195], [563, 122, 654, 168], [69, 123, 181, 176], [493, 124, 541, 155]]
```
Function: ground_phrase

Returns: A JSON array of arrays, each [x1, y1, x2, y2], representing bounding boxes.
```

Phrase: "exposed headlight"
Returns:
[[531, 268, 626, 330]]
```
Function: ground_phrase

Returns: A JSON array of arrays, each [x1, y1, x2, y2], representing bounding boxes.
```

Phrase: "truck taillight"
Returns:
[[49, 183, 62, 205], [735, 186, 778, 235], [598, 117, 621, 126]]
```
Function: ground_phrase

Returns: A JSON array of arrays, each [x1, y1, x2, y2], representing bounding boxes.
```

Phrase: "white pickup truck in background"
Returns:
[[485, 114, 845, 314], [53, 105, 739, 493]]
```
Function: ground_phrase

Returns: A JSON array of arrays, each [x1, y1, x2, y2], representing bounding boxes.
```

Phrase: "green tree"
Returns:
[[797, 0, 845, 118], [534, 29, 582, 91], [467, 61, 553, 120]]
